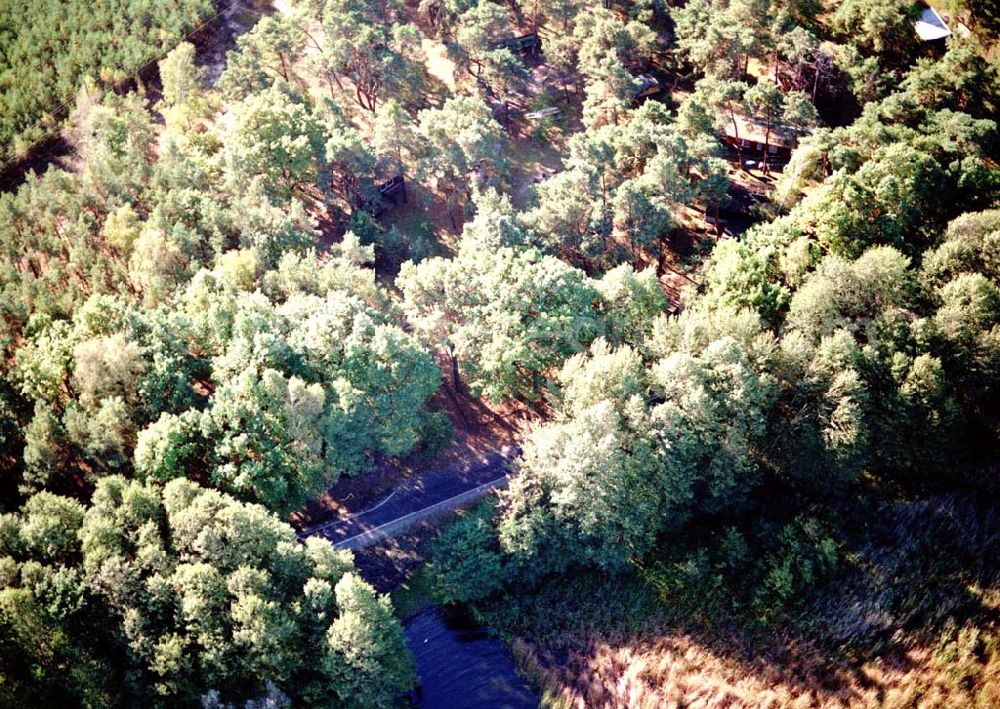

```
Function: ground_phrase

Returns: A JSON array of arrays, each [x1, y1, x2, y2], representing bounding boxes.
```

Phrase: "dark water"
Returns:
[[404, 606, 538, 709]]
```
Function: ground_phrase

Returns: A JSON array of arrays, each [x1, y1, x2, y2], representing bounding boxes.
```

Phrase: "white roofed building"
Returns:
[[914, 4, 952, 42]]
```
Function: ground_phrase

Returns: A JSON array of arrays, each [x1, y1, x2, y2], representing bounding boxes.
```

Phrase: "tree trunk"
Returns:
[[729, 105, 744, 170], [443, 348, 469, 425], [357, 84, 377, 112], [762, 115, 772, 176], [663, 261, 699, 285], [323, 70, 337, 97], [331, 70, 345, 92], [449, 348, 463, 395], [600, 173, 610, 243], [448, 202, 458, 231]]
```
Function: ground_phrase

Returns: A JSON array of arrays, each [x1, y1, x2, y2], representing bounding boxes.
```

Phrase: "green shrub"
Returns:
[[430, 502, 504, 604]]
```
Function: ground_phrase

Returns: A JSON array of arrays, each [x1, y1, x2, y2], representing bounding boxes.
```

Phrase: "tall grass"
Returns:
[[487, 494, 1000, 707], [511, 627, 1000, 708]]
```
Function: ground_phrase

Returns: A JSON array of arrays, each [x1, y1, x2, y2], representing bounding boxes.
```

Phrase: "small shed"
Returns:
[[360, 175, 407, 217], [378, 174, 407, 205], [634, 74, 662, 100], [493, 33, 542, 57], [524, 106, 562, 121]]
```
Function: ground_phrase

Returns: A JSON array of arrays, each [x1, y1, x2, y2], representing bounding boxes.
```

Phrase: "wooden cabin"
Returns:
[[720, 114, 802, 161]]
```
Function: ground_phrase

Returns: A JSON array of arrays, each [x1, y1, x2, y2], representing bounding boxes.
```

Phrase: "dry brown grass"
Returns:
[[511, 626, 1000, 709]]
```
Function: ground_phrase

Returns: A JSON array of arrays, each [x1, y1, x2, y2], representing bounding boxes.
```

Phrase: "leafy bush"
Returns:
[[643, 517, 838, 626], [430, 501, 504, 604], [414, 410, 453, 462]]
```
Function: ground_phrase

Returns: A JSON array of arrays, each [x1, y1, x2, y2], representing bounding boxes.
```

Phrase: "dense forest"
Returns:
[[0, 0, 999, 705], [0, 0, 214, 163]]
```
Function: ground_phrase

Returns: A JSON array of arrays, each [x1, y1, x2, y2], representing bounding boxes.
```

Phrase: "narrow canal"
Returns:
[[404, 606, 538, 708]]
